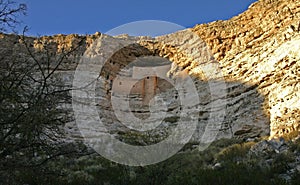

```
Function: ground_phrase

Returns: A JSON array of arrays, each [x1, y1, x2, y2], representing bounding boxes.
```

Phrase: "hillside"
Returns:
[[0, 0, 300, 184]]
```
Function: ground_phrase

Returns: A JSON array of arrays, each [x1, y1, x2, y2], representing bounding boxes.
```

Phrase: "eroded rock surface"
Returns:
[[192, 0, 300, 138], [0, 0, 299, 142]]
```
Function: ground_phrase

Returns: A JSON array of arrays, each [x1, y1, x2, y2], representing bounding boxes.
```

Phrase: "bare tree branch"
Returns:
[[0, 0, 26, 33]]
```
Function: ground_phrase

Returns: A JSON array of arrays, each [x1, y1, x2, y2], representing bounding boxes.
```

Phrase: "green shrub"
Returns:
[[215, 141, 256, 163], [7, 137, 299, 185]]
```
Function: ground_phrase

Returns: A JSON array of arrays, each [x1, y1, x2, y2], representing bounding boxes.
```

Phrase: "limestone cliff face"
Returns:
[[0, 0, 299, 140], [192, 0, 300, 138]]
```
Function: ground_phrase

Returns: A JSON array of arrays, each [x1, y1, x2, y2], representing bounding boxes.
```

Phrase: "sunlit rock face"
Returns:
[[0, 0, 299, 141], [192, 0, 300, 138]]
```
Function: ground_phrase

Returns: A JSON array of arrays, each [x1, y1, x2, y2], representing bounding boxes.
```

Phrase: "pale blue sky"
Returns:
[[20, 0, 257, 36]]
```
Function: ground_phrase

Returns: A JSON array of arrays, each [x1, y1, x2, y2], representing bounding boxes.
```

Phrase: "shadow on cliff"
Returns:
[[92, 43, 270, 145]]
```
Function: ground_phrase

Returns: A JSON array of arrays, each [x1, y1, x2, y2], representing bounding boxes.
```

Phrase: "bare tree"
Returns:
[[0, 2, 92, 183], [0, 33, 89, 182], [0, 0, 26, 33]]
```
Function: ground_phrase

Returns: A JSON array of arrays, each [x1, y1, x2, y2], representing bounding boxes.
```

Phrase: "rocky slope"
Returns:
[[0, 0, 299, 144]]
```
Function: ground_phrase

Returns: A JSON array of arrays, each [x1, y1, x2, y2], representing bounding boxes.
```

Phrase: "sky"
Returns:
[[20, 0, 257, 37]]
